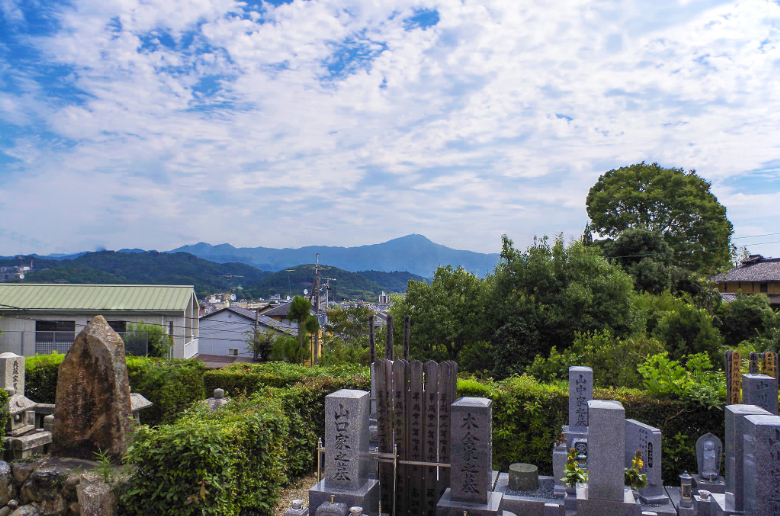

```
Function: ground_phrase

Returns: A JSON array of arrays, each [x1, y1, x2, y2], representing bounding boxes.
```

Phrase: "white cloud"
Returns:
[[0, 0, 779, 257]]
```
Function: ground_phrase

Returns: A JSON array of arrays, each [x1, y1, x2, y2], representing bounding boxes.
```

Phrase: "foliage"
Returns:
[[486, 235, 640, 378], [391, 265, 489, 364], [601, 228, 674, 294], [245, 329, 278, 362], [718, 293, 779, 347], [586, 162, 733, 272], [18, 250, 269, 296], [651, 303, 723, 362], [0, 388, 8, 454], [93, 448, 116, 483], [624, 450, 648, 490], [561, 447, 588, 487], [270, 335, 308, 364], [324, 305, 374, 347], [319, 337, 371, 366], [127, 321, 171, 358], [637, 352, 725, 408], [288, 295, 313, 352], [526, 331, 665, 388], [25, 354, 206, 426], [122, 394, 289, 516]]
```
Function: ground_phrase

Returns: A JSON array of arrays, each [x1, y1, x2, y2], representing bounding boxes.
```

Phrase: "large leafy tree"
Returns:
[[586, 162, 733, 272]]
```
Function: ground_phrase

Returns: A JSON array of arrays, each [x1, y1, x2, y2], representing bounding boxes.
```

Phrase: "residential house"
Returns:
[[711, 255, 780, 306], [198, 305, 296, 358], [0, 284, 200, 358]]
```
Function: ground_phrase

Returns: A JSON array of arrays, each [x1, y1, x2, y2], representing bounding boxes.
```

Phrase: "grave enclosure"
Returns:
[[298, 327, 780, 516]]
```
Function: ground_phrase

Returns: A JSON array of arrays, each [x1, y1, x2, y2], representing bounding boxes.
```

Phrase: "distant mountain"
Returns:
[[171, 234, 499, 277], [243, 265, 428, 301], [9, 251, 271, 296]]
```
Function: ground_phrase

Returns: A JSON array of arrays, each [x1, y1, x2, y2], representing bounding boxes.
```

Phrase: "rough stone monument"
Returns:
[[625, 419, 668, 505], [742, 414, 780, 516], [741, 374, 779, 415], [694, 433, 724, 493], [51, 315, 135, 460], [437, 397, 503, 516], [308, 389, 379, 515]]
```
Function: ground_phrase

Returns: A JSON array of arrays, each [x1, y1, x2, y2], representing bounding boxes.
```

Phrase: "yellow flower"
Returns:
[[637, 459, 644, 469]]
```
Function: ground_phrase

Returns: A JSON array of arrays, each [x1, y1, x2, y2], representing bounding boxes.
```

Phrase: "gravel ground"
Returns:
[[275, 472, 319, 516]]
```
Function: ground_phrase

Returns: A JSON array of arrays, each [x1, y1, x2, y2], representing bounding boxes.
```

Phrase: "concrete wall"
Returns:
[[198, 310, 255, 357]]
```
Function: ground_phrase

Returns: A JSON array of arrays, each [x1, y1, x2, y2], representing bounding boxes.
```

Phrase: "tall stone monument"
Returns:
[[437, 397, 503, 516], [51, 316, 135, 460], [741, 374, 778, 415], [742, 414, 780, 516], [308, 389, 379, 515], [554, 366, 593, 497], [724, 404, 772, 513]]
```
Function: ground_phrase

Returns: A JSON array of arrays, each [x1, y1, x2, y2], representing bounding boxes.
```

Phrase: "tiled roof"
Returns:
[[263, 301, 315, 318], [201, 306, 297, 335], [710, 257, 780, 282], [0, 284, 195, 313]]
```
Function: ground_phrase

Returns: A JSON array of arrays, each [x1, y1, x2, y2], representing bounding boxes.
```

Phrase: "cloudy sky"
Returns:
[[1, 0, 779, 257]]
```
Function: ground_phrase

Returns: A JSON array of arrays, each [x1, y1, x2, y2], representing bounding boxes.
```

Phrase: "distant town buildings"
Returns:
[[712, 254, 780, 306]]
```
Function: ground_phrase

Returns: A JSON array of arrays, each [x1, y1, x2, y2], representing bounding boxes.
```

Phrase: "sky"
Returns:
[[0, 0, 779, 257]]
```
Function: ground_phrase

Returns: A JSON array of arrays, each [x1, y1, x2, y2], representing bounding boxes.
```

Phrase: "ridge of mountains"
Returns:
[[171, 234, 500, 277]]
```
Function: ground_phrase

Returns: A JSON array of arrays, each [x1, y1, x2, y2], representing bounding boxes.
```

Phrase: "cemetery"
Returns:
[[0, 316, 776, 516]]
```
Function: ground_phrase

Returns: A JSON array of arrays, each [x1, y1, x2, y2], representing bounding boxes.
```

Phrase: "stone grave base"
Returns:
[[575, 489, 641, 516], [493, 473, 560, 516], [436, 488, 504, 516], [637, 485, 672, 505], [693, 475, 725, 494], [308, 478, 379, 516], [3, 430, 52, 461]]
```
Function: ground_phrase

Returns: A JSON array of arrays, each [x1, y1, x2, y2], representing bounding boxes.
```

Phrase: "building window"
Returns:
[[760, 283, 768, 293], [107, 321, 127, 333], [169, 321, 174, 336], [228, 348, 238, 356], [35, 320, 76, 352]]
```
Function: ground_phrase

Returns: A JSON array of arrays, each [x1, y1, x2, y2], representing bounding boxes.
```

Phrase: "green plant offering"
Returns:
[[624, 450, 648, 490], [561, 448, 588, 487]]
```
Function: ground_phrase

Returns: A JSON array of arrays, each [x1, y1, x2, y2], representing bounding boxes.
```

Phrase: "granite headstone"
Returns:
[[0, 353, 24, 396], [742, 414, 780, 516], [450, 397, 492, 504], [587, 400, 625, 501], [724, 404, 772, 512], [625, 419, 666, 504], [568, 367, 593, 431], [742, 374, 778, 415]]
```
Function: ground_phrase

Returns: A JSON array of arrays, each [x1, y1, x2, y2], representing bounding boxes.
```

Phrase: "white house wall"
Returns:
[[198, 310, 254, 357]]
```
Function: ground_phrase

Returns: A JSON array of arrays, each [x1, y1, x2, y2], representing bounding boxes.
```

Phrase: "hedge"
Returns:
[[458, 375, 723, 485], [122, 375, 370, 515], [203, 362, 368, 396], [24, 354, 206, 427], [0, 389, 8, 454]]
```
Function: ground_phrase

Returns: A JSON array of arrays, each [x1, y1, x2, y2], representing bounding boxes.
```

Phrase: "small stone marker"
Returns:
[[568, 367, 593, 432], [0, 353, 25, 396], [762, 351, 777, 378], [324, 390, 370, 490], [742, 374, 778, 415], [724, 404, 772, 512], [695, 433, 723, 481], [450, 397, 493, 504], [625, 419, 666, 504], [749, 352, 760, 374], [587, 400, 625, 501], [742, 414, 780, 516], [508, 463, 538, 492], [52, 315, 134, 460]]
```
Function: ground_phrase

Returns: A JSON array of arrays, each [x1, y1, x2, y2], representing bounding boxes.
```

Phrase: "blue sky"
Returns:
[[1, 0, 779, 257]]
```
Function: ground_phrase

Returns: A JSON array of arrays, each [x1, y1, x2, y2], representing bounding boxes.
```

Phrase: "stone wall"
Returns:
[[0, 458, 122, 516]]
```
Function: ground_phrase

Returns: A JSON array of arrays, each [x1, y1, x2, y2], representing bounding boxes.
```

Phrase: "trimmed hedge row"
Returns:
[[122, 375, 370, 516], [25, 354, 206, 426], [459, 375, 722, 485], [203, 362, 368, 395]]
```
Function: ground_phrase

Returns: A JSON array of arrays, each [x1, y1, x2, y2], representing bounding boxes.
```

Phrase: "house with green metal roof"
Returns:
[[0, 284, 199, 358]]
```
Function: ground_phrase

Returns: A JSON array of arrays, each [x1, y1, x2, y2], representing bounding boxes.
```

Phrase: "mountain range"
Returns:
[[171, 234, 499, 277]]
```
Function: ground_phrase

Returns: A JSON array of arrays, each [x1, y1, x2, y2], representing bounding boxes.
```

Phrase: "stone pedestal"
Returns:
[[576, 487, 641, 516], [508, 463, 538, 491], [724, 404, 772, 512], [743, 414, 780, 516], [309, 479, 379, 516], [436, 489, 503, 516], [741, 374, 778, 415], [587, 400, 625, 501]]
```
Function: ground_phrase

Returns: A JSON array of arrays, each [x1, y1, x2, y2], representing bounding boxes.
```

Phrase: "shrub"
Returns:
[[127, 321, 172, 357], [0, 388, 8, 454], [122, 394, 289, 516], [25, 354, 206, 426]]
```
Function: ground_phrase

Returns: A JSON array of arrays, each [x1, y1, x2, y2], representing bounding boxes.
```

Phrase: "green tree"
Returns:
[[487, 235, 640, 377], [719, 294, 779, 347], [390, 265, 489, 365], [652, 303, 722, 362], [324, 305, 373, 347], [245, 329, 278, 362], [586, 162, 733, 272], [288, 295, 313, 353], [602, 228, 673, 294], [127, 321, 171, 357]]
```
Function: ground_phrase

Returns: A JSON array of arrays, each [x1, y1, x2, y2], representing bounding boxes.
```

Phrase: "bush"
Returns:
[[0, 388, 8, 454], [203, 362, 369, 397], [25, 354, 206, 426], [122, 394, 289, 516], [127, 321, 172, 358]]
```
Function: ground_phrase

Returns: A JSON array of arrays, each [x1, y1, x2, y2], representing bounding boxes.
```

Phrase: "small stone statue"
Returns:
[[696, 433, 723, 484], [701, 440, 718, 480]]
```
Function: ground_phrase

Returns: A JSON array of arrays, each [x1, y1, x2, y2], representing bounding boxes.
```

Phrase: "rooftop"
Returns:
[[200, 305, 297, 335], [0, 284, 196, 313], [711, 255, 780, 283]]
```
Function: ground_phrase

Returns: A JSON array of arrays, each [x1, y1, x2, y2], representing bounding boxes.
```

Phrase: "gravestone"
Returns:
[[568, 366, 593, 432], [762, 351, 777, 378], [749, 352, 760, 374], [423, 360, 439, 516], [742, 414, 780, 516], [694, 433, 724, 493], [51, 316, 134, 460], [724, 404, 772, 512], [725, 351, 742, 404], [308, 389, 379, 515], [625, 419, 667, 504], [437, 397, 502, 516], [587, 400, 625, 501], [742, 374, 778, 415], [0, 353, 25, 396]]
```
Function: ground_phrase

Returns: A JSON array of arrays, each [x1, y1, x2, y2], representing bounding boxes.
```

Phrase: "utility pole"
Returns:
[[304, 254, 330, 365]]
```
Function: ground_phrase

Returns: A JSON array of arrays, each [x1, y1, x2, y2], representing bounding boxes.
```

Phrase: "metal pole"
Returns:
[[392, 443, 398, 516], [317, 438, 323, 483], [368, 315, 375, 364]]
